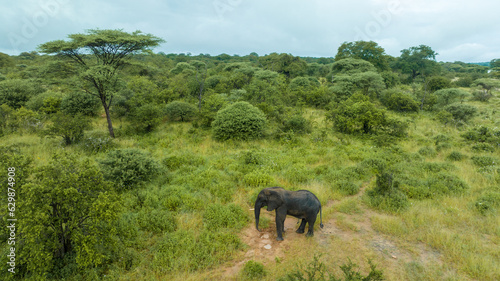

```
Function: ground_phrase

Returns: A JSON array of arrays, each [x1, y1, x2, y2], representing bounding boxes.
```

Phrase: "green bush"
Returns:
[[138, 208, 177, 233], [447, 151, 466, 161], [152, 230, 243, 272], [475, 191, 500, 215], [335, 180, 361, 195], [428, 76, 451, 92], [212, 101, 267, 141], [366, 172, 409, 212], [203, 203, 248, 230], [164, 100, 197, 122], [279, 255, 384, 281], [282, 114, 312, 134], [61, 92, 101, 116], [241, 260, 267, 280], [0, 78, 45, 109], [80, 131, 114, 154], [242, 149, 265, 165], [26, 91, 64, 113], [443, 103, 477, 123], [243, 169, 275, 187], [163, 152, 206, 170], [471, 155, 498, 167], [129, 103, 163, 133], [41, 113, 91, 145], [434, 88, 468, 107], [100, 148, 160, 191], [418, 146, 437, 157], [380, 89, 419, 113]]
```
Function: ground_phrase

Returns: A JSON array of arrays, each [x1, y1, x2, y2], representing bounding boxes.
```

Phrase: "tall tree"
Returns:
[[38, 29, 164, 138], [396, 45, 439, 109], [335, 41, 390, 71]]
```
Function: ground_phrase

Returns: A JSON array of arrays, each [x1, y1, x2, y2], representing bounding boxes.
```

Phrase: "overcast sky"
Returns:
[[1, 0, 499, 62]]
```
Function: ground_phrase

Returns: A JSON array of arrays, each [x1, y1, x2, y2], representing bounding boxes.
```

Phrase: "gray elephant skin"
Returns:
[[254, 186, 324, 241]]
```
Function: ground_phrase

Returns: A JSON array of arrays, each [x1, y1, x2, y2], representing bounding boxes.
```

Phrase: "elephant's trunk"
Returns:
[[254, 199, 262, 231]]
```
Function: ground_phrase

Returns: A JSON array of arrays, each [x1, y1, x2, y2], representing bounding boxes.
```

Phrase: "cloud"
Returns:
[[0, 0, 499, 62]]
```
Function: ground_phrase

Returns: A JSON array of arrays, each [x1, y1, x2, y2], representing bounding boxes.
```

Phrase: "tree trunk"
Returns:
[[104, 103, 115, 138]]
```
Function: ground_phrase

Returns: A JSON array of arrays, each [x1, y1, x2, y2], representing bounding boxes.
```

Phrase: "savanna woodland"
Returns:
[[1, 29, 499, 281]]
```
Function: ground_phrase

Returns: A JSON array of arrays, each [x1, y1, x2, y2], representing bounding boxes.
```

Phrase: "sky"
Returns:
[[1, 0, 499, 63]]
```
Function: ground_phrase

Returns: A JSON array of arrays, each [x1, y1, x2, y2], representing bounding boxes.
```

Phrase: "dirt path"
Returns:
[[219, 185, 443, 279]]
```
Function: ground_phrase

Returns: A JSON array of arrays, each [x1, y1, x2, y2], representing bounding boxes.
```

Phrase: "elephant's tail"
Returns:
[[319, 204, 324, 228]]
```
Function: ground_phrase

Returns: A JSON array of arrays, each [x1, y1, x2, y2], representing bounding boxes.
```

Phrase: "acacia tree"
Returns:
[[38, 29, 164, 138]]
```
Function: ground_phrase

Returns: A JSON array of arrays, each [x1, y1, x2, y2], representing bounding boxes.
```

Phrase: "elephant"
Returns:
[[254, 186, 324, 241]]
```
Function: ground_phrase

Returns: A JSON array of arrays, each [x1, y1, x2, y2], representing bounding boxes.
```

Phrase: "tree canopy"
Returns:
[[38, 29, 164, 137]]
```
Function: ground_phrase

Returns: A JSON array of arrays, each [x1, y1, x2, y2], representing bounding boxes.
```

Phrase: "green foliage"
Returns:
[[199, 94, 228, 127], [335, 41, 390, 71], [475, 191, 500, 215], [241, 260, 267, 280], [61, 92, 101, 116], [138, 208, 177, 233], [443, 103, 478, 123], [152, 230, 243, 272], [26, 91, 64, 114], [470, 156, 498, 167], [335, 180, 361, 196], [328, 94, 404, 136], [0, 79, 46, 109], [427, 76, 451, 92], [279, 255, 384, 281], [203, 203, 248, 230], [418, 146, 437, 157], [282, 114, 312, 134], [434, 88, 468, 107], [447, 151, 466, 161], [129, 103, 163, 133], [17, 152, 120, 278], [461, 126, 500, 149], [164, 100, 197, 122], [212, 101, 267, 141], [80, 131, 115, 154], [380, 89, 419, 112], [367, 171, 409, 212], [243, 169, 275, 186], [42, 113, 92, 145], [99, 148, 160, 191]]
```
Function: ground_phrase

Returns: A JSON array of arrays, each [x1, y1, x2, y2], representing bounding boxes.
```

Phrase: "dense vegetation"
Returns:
[[0, 31, 499, 280]]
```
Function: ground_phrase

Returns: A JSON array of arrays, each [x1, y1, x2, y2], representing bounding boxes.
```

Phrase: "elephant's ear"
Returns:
[[267, 189, 284, 211]]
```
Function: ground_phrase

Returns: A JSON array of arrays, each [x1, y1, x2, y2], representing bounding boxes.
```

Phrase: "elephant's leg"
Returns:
[[275, 210, 287, 241], [296, 219, 306, 234], [305, 215, 317, 237]]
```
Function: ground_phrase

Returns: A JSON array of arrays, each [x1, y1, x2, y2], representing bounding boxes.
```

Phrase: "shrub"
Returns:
[[366, 172, 409, 212], [26, 91, 64, 113], [61, 92, 100, 116], [241, 260, 267, 280], [138, 208, 177, 233], [282, 114, 312, 134], [434, 88, 468, 107], [152, 230, 243, 272], [447, 151, 465, 161], [99, 148, 160, 191], [279, 255, 384, 281], [328, 94, 388, 135], [212, 101, 267, 141], [335, 180, 361, 195], [243, 169, 275, 187], [0, 78, 45, 109], [242, 149, 265, 165], [129, 103, 163, 133], [41, 113, 91, 145], [471, 156, 498, 167], [443, 103, 477, 123], [428, 76, 451, 92], [164, 100, 197, 122], [418, 146, 437, 157], [475, 191, 500, 215], [380, 89, 419, 113], [80, 131, 114, 154], [203, 203, 248, 230], [163, 152, 205, 170]]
